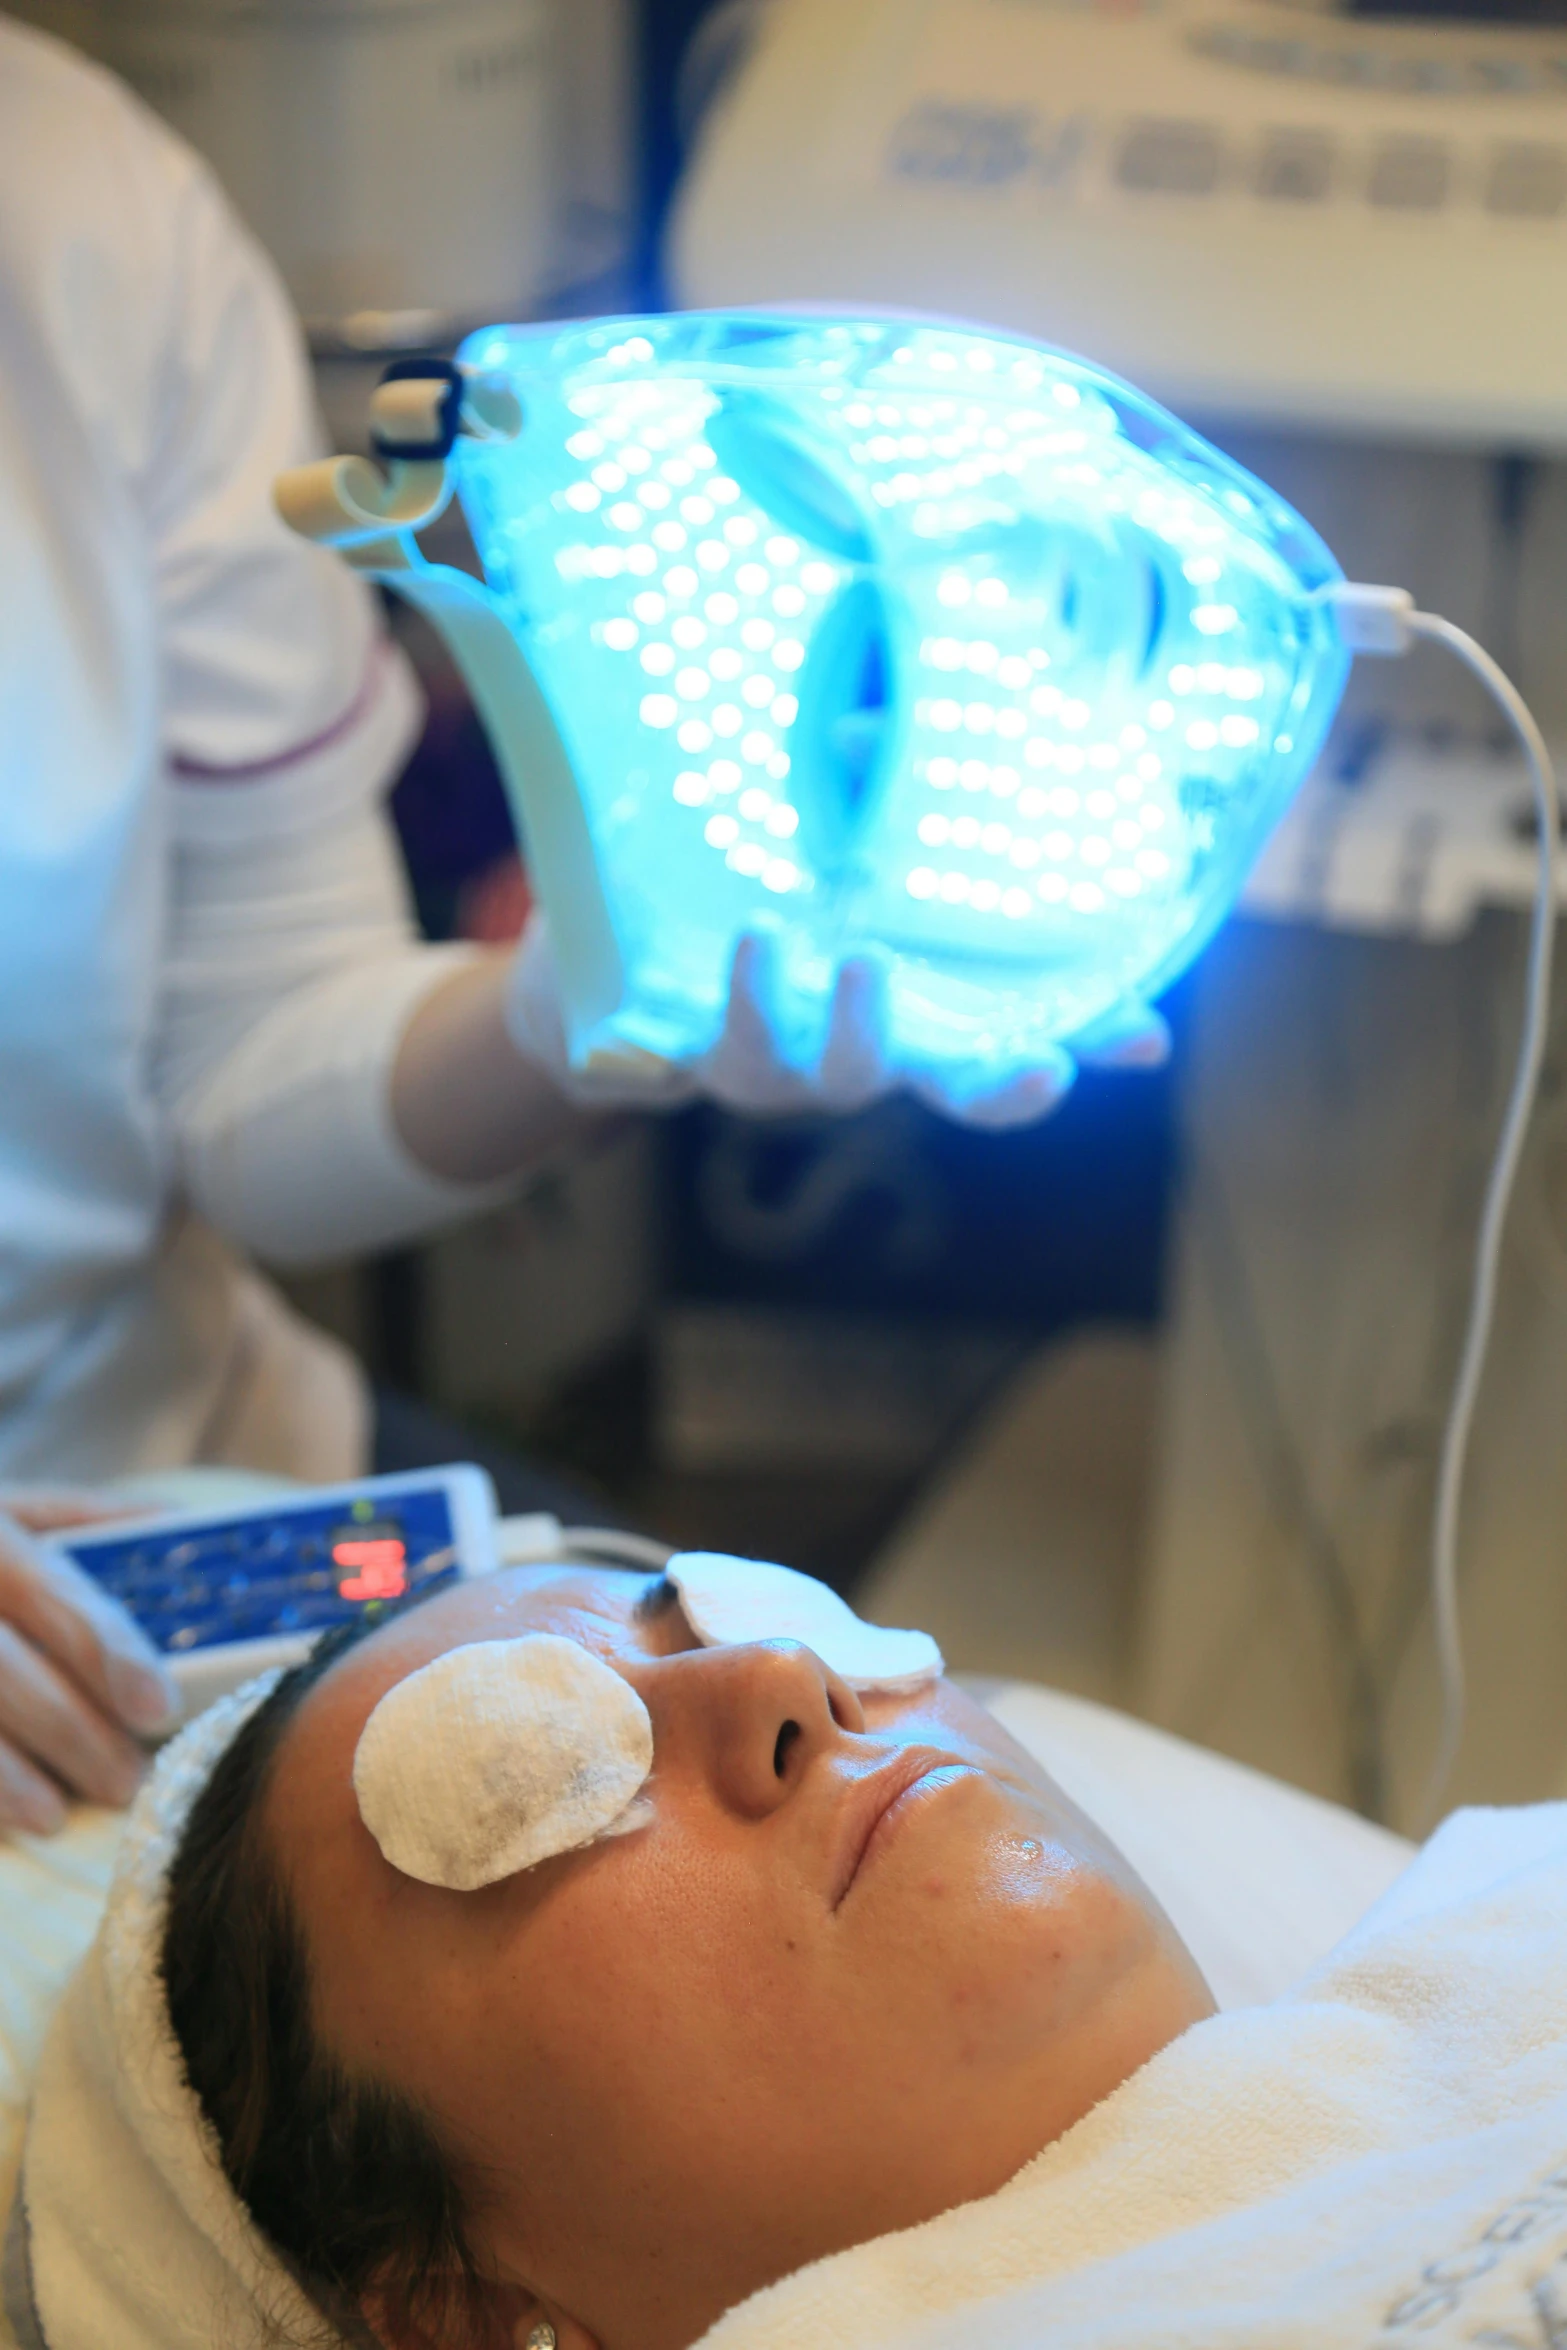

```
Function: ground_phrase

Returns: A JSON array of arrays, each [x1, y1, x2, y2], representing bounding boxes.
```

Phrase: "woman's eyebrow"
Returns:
[[632, 1574, 680, 1624]]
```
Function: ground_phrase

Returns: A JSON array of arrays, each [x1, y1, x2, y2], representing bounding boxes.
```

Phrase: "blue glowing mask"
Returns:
[[307, 313, 1350, 1091]]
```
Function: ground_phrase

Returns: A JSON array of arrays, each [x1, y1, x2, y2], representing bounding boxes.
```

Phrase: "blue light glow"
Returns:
[[453, 311, 1349, 1089]]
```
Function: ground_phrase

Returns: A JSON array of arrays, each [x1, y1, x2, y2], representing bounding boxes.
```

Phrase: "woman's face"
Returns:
[[266, 1569, 1212, 2350]]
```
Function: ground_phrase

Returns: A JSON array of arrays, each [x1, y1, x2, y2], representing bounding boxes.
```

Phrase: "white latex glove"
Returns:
[[0, 1491, 180, 1835], [507, 915, 1168, 1131]]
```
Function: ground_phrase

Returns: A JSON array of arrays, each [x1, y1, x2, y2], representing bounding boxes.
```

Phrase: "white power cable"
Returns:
[[564, 1527, 677, 1571], [492, 582, 1557, 1835], [496, 1513, 674, 1573], [1409, 615, 1559, 1825], [1326, 587, 1560, 1827]]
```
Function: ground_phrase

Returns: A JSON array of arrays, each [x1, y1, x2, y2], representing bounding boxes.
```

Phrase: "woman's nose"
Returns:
[[646, 1640, 865, 1817]]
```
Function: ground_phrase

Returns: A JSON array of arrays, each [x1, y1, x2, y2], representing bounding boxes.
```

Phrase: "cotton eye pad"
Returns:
[[352, 1633, 653, 1891], [665, 1553, 942, 1694]]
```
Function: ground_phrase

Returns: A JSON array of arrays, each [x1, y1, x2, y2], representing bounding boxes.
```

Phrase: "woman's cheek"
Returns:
[[551, 1816, 768, 2029], [852, 1821, 1145, 2064]]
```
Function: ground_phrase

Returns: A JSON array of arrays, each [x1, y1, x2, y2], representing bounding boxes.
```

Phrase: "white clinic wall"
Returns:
[[8, 0, 635, 334]]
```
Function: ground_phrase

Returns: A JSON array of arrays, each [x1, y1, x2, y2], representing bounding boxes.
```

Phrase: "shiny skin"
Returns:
[[266, 1567, 1214, 2350]]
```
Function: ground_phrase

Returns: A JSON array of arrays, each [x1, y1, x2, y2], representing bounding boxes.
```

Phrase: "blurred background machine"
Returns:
[[670, 0, 1567, 440], [7, 0, 635, 347], [672, 0, 1567, 1829], [13, 0, 1567, 1829]]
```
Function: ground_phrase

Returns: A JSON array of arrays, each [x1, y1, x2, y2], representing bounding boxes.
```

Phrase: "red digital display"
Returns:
[[332, 1537, 408, 1602]]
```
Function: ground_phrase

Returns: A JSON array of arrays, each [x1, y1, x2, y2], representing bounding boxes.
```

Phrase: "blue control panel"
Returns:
[[59, 1484, 463, 1657]]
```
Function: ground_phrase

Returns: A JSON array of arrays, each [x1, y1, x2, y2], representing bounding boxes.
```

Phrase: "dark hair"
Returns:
[[160, 1606, 492, 2349]]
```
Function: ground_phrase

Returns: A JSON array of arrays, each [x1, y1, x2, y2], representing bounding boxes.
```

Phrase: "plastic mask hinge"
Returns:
[[371, 360, 465, 462]]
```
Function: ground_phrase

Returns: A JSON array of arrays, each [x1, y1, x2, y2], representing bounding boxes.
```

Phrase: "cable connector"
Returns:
[[1321, 582, 1416, 657]]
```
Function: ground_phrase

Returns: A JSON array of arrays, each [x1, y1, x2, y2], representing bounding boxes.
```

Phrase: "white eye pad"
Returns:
[[352, 1634, 653, 1891], [665, 1553, 942, 1694]]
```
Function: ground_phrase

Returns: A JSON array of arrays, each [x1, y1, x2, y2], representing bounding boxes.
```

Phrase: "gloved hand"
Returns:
[[507, 916, 1167, 1131], [0, 1493, 180, 1835]]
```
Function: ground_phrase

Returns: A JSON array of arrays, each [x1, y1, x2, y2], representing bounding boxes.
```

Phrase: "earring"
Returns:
[[525, 2325, 557, 2350]]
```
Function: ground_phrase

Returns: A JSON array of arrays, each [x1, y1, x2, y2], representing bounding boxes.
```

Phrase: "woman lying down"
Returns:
[[8, 1556, 1567, 2350]]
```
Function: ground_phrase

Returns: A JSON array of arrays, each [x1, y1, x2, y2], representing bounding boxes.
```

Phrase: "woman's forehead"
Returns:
[[353, 1562, 650, 1680], [400, 1563, 650, 1646]]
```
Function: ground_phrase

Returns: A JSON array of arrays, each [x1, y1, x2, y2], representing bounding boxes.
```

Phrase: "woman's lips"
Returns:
[[830, 1753, 977, 1909]]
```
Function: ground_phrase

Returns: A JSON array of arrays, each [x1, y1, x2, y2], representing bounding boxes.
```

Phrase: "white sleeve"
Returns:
[[147, 121, 387, 776], [133, 115, 518, 1263], [158, 743, 519, 1267]]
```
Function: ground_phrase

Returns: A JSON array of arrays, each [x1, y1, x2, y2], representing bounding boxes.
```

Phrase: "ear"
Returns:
[[512, 2313, 602, 2350], [361, 2276, 601, 2350], [357, 2283, 440, 2349], [358, 2275, 521, 2350]]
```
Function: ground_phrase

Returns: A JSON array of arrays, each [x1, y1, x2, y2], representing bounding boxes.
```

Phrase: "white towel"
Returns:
[[699, 1802, 1567, 2350], [12, 1683, 1567, 2350], [10, 1681, 321, 2350]]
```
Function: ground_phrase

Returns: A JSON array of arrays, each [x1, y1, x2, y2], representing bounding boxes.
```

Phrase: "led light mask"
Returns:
[[277, 312, 1350, 1094], [351, 1553, 943, 1890]]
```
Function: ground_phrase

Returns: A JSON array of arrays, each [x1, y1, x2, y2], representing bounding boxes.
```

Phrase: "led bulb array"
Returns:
[[453, 312, 1348, 1078]]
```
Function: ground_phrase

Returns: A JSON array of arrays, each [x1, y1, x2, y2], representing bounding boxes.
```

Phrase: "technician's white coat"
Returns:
[[0, 20, 487, 1482]]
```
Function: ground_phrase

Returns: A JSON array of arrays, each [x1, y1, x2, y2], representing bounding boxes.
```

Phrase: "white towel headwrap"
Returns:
[[8, 1562, 947, 2347], [12, 1677, 332, 2350]]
